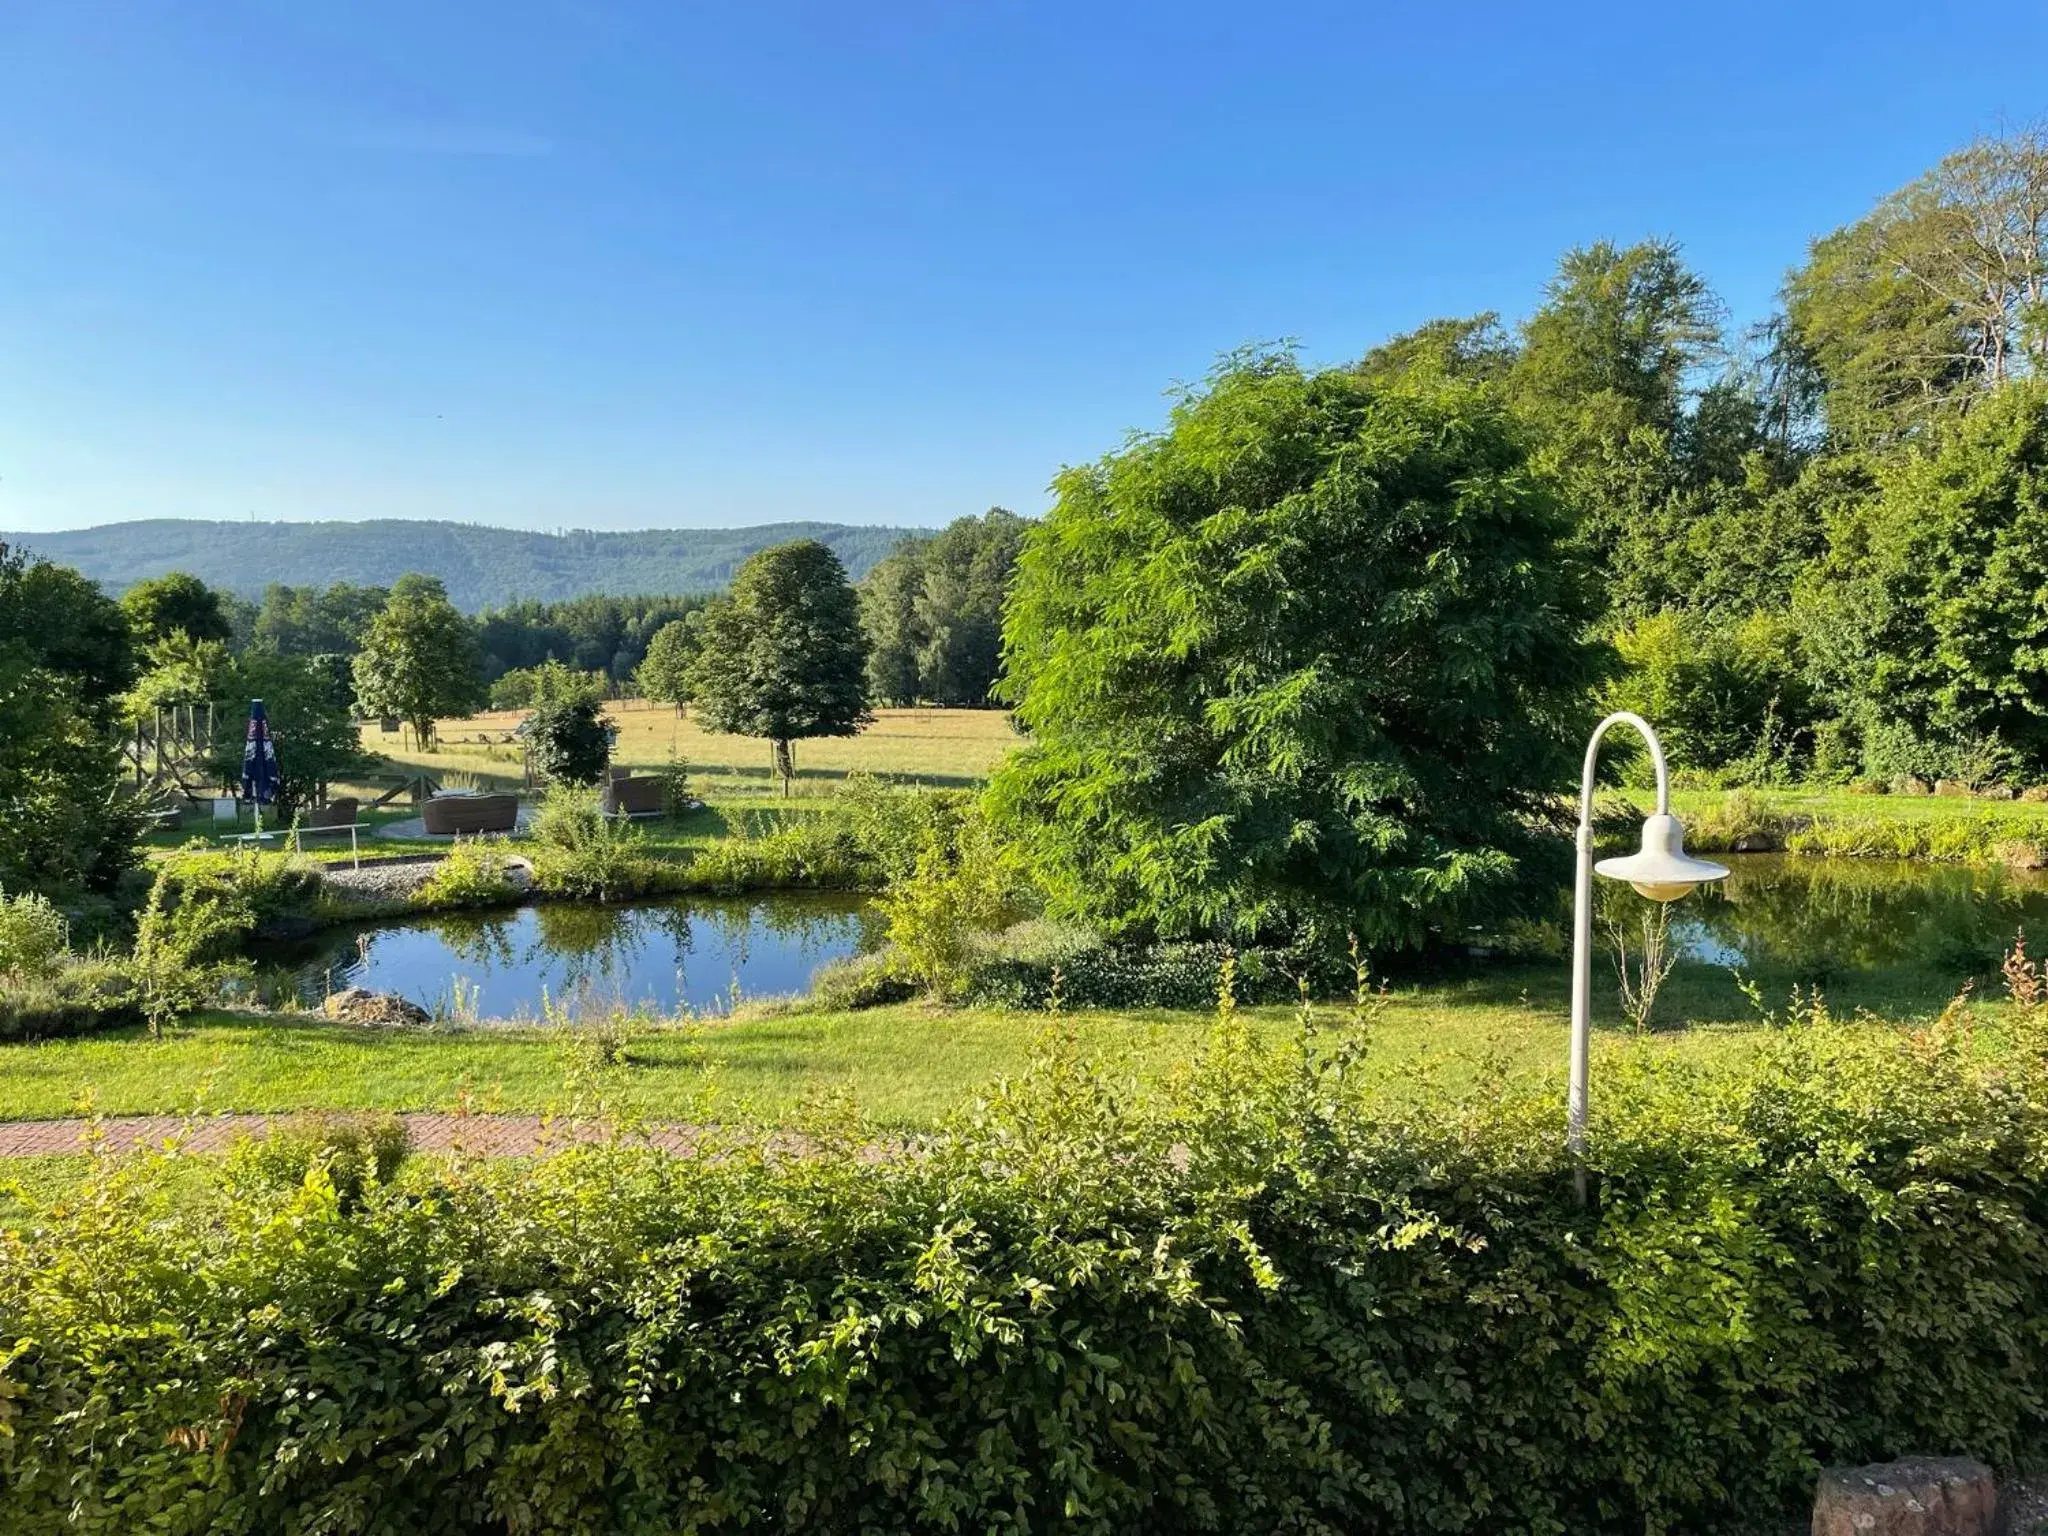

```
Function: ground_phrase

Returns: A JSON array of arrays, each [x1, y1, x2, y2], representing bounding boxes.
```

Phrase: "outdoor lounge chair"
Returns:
[[600, 775, 666, 818], [420, 793, 519, 836]]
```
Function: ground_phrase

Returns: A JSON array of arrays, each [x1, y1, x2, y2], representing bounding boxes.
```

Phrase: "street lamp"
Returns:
[[1569, 712, 1729, 1202]]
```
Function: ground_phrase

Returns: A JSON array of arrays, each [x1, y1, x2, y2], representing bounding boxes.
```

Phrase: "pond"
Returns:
[[1665, 854, 2048, 978], [275, 894, 878, 1019]]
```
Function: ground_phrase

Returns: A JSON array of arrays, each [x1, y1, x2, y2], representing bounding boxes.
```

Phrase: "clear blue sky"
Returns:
[[1, 1, 2039, 534]]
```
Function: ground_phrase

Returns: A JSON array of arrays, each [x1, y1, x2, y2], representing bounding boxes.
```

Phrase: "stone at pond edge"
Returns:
[[1811, 1456, 1995, 1536], [2023, 785, 2048, 803], [323, 987, 432, 1028], [1934, 779, 1974, 798], [1894, 775, 1933, 796]]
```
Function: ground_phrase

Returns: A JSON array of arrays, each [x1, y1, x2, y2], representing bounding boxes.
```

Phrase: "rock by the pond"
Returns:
[[2023, 785, 2048, 804], [1934, 778, 1974, 798], [1894, 775, 1932, 796], [1812, 1457, 1995, 1536], [323, 987, 431, 1028], [1979, 783, 2017, 801]]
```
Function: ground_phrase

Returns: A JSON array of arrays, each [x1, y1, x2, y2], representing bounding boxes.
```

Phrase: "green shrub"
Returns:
[[680, 816, 868, 893], [130, 849, 323, 1027], [0, 886, 69, 978], [6, 1012, 2048, 1533], [521, 784, 659, 901], [417, 837, 516, 909], [523, 695, 611, 785], [656, 754, 695, 818], [529, 782, 606, 852], [0, 957, 143, 1041], [962, 923, 1309, 1009], [229, 1110, 410, 1207], [808, 948, 917, 1010]]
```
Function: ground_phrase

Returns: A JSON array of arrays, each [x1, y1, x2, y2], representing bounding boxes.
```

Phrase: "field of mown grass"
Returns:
[[361, 702, 1021, 798]]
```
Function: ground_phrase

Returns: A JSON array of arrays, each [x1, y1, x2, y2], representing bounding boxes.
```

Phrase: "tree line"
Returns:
[[988, 120, 2048, 947]]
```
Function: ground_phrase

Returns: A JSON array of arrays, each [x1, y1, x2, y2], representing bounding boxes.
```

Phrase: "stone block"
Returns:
[[1812, 1457, 1995, 1536]]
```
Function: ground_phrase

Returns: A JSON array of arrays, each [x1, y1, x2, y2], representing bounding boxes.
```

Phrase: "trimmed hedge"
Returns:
[[4, 1012, 2046, 1533]]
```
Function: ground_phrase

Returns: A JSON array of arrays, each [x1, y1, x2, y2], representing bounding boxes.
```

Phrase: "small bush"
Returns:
[[680, 817, 868, 893], [529, 782, 607, 852], [656, 755, 695, 818], [0, 887, 69, 979], [0, 958, 144, 1041], [526, 790, 660, 901], [231, 1110, 410, 1206], [809, 948, 917, 1010], [417, 837, 515, 908]]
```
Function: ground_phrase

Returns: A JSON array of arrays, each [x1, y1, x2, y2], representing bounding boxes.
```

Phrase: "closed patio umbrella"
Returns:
[[241, 699, 282, 830]]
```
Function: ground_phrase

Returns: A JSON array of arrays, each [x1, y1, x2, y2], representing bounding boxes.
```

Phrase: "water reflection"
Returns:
[[275, 895, 876, 1018], [1663, 856, 2048, 980]]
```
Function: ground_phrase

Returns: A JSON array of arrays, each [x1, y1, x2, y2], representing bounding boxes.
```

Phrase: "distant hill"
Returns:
[[1, 519, 922, 611]]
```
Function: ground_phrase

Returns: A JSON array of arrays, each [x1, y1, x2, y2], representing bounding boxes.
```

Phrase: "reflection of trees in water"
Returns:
[[529, 902, 647, 997], [426, 913, 521, 972], [307, 896, 877, 1013], [1671, 857, 2048, 978]]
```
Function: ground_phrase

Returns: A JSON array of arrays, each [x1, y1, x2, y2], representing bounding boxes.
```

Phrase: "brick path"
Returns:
[[0, 1114, 707, 1158]]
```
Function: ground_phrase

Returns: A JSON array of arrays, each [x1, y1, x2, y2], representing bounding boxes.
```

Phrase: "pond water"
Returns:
[[277, 895, 878, 1019], [1664, 855, 2048, 977]]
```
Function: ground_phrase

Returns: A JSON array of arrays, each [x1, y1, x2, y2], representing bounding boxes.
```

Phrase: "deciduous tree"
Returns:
[[989, 354, 1602, 946], [690, 541, 871, 794], [351, 575, 485, 749]]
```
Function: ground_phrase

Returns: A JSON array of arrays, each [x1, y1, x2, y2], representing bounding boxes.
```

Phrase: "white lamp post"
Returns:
[[1569, 712, 1729, 1202]]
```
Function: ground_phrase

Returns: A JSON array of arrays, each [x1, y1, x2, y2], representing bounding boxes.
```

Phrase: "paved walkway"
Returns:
[[0, 1114, 706, 1158]]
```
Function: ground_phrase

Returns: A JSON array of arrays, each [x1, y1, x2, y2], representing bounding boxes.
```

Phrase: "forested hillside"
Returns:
[[1, 519, 917, 610]]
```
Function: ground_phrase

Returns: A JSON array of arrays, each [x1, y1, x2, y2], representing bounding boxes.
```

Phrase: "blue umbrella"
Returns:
[[241, 699, 282, 830]]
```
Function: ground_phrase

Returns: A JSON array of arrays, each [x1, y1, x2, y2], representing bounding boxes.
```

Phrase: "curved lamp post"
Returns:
[[1569, 712, 1729, 1202]]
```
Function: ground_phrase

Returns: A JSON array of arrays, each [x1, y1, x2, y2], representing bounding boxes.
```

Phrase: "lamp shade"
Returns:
[[1594, 813, 1730, 902]]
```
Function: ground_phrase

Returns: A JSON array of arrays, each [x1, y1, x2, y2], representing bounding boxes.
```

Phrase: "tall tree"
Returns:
[[859, 541, 930, 706], [912, 509, 1029, 707], [120, 571, 234, 646], [0, 545, 138, 896], [1785, 122, 2048, 448], [989, 355, 1602, 947], [635, 615, 704, 715], [252, 582, 389, 655], [690, 541, 871, 793], [351, 575, 485, 748], [1510, 239, 1726, 441], [1353, 313, 1516, 388], [1796, 382, 2048, 778]]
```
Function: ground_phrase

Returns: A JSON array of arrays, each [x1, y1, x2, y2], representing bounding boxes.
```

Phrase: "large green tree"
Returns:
[[251, 582, 389, 656], [1796, 382, 2048, 778], [0, 544, 138, 897], [351, 575, 486, 748], [1785, 122, 2048, 449], [859, 510, 1028, 707], [690, 541, 871, 793], [634, 615, 704, 715], [988, 355, 1603, 947], [120, 571, 234, 646], [859, 541, 930, 707]]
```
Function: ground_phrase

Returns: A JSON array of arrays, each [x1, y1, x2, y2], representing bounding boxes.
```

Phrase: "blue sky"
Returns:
[[0, 1, 2039, 534]]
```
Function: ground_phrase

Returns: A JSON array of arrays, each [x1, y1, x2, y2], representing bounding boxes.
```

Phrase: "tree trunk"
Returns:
[[774, 737, 795, 797]]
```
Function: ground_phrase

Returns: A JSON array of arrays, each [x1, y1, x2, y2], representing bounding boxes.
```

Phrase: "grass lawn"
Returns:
[[0, 955, 1991, 1132], [138, 795, 853, 867], [1658, 783, 2048, 827], [365, 702, 1020, 799]]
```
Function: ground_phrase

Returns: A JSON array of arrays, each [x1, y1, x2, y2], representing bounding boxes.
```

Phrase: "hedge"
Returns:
[[4, 1009, 2046, 1534]]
